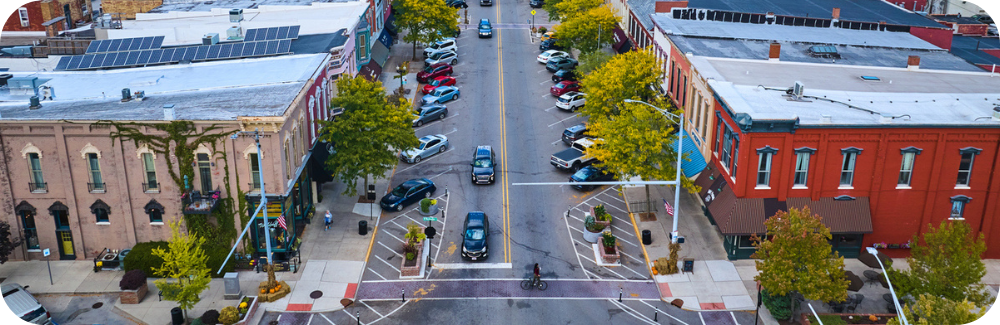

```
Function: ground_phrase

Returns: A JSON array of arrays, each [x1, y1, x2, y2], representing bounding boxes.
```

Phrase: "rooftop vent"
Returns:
[[203, 33, 220, 45], [29, 96, 41, 110], [164, 104, 175, 120], [860, 75, 881, 81], [121, 88, 132, 102], [993, 106, 1000, 121], [227, 26, 243, 40], [808, 45, 840, 59], [229, 9, 243, 23], [821, 115, 832, 123], [792, 81, 804, 98]]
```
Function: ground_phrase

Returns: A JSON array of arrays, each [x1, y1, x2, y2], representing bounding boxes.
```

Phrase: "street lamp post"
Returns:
[[622, 99, 684, 243], [867, 247, 909, 325], [217, 129, 272, 274]]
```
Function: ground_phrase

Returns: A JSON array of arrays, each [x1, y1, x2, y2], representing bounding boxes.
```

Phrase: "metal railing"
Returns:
[[28, 182, 47, 192], [88, 182, 106, 192], [628, 200, 658, 214], [142, 181, 159, 192]]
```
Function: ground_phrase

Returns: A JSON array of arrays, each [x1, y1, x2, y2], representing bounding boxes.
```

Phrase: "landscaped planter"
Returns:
[[600, 244, 620, 264], [590, 206, 611, 230], [400, 227, 426, 277], [120, 282, 148, 304], [233, 296, 259, 325], [582, 212, 603, 243], [800, 313, 897, 325]]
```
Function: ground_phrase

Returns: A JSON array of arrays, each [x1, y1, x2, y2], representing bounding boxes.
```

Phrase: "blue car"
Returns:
[[479, 19, 492, 38], [422, 86, 460, 105], [379, 178, 437, 211]]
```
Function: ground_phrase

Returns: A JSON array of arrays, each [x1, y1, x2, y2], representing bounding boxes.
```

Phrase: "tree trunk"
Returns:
[[364, 174, 370, 200], [645, 184, 652, 216], [412, 41, 417, 61]]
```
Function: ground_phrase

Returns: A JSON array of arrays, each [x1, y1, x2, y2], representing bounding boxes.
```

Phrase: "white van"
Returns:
[[2, 283, 54, 325]]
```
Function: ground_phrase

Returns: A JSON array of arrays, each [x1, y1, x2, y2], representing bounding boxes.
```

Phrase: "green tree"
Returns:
[[152, 219, 211, 319], [576, 51, 613, 76], [552, 0, 603, 21], [542, 0, 566, 21], [553, 5, 617, 54], [395, 0, 459, 59], [887, 220, 990, 307], [0, 221, 23, 264], [887, 294, 985, 325], [752, 207, 849, 321], [579, 48, 663, 120], [318, 76, 419, 197]]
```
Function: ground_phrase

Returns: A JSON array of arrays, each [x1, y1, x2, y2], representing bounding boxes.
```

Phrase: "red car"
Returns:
[[417, 62, 454, 83], [550, 81, 581, 97], [423, 76, 457, 94]]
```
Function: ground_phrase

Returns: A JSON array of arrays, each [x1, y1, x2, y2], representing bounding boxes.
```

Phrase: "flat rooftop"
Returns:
[[700, 59, 1000, 127], [685, 0, 945, 29], [950, 35, 1000, 66], [150, 0, 354, 13], [0, 54, 327, 121], [112, 2, 367, 46]]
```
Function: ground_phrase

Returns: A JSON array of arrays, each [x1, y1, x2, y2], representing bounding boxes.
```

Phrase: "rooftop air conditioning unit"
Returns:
[[229, 9, 243, 23], [203, 33, 220, 45], [227, 26, 243, 40], [792, 81, 804, 98]]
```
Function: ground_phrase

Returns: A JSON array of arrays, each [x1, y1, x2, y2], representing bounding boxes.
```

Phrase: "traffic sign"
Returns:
[[43, 248, 50, 257], [423, 217, 438, 221], [531, 10, 536, 15]]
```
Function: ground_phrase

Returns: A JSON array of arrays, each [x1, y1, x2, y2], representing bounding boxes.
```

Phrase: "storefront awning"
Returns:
[[371, 40, 390, 67], [613, 26, 628, 50], [377, 28, 393, 49], [359, 60, 382, 81], [676, 130, 707, 178], [787, 197, 873, 234]]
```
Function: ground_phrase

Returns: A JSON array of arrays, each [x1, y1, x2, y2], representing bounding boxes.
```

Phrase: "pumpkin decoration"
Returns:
[[869, 315, 878, 322], [260, 288, 266, 294], [269, 288, 275, 294]]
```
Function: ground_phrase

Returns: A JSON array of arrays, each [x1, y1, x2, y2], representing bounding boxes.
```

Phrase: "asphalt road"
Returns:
[[35, 293, 136, 325], [266, 1, 757, 324]]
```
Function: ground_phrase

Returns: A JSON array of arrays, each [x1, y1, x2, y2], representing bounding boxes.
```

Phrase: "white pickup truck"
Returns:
[[550, 138, 596, 171]]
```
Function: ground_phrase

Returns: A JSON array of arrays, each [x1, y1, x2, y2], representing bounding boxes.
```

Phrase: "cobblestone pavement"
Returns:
[[356, 279, 659, 300]]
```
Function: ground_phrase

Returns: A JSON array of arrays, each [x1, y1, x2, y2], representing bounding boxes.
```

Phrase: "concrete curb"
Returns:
[[112, 305, 150, 325]]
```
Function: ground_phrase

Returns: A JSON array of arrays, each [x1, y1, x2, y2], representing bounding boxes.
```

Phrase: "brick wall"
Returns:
[[101, 0, 162, 19]]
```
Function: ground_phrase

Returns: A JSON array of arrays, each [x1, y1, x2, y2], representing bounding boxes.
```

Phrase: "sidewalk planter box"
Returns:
[[800, 313, 896, 325], [589, 206, 611, 230], [234, 296, 259, 325], [120, 282, 148, 304], [600, 244, 620, 264], [400, 226, 426, 277]]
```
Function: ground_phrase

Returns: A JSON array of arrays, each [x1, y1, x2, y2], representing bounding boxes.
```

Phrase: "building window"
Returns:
[[731, 137, 740, 177], [898, 152, 915, 187], [669, 61, 676, 95], [756, 150, 774, 187], [16, 202, 38, 249], [682, 76, 688, 108], [142, 153, 158, 192], [793, 148, 815, 187], [87, 153, 104, 192], [91, 200, 111, 223], [19, 7, 29, 27], [950, 195, 971, 220], [284, 139, 292, 179], [27, 153, 45, 192], [715, 117, 722, 153], [197, 153, 212, 193], [956, 148, 981, 187], [839, 148, 861, 187], [145, 200, 164, 223], [721, 126, 732, 169], [249, 153, 261, 190]]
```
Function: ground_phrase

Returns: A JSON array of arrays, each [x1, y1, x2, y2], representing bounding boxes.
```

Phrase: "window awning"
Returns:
[[675, 130, 707, 178], [613, 26, 628, 50], [371, 40, 390, 67], [377, 28, 393, 49], [359, 60, 382, 81]]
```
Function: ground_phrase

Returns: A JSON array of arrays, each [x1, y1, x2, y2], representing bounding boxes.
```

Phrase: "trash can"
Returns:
[[642, 230, 652, 245], [359, 220, 368, 235], [170, 307, 184, 325]]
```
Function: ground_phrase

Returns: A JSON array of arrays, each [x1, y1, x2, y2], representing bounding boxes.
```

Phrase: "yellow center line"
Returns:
[[496, 3, 512, 265]]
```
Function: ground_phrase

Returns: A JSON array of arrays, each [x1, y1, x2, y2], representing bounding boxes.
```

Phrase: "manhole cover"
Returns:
[[310, 290, 323, 299], [92, 302, 103, 309], [269, 321, 278, 325]]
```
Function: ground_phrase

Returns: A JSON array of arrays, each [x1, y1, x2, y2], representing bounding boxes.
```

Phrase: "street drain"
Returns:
[[310, 290, 323, 299], [92, 302, 103, 309], [269, 321, 278, 325]]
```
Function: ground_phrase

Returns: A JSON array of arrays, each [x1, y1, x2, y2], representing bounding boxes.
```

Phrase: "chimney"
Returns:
[[655, 1, 689, 14], [163, 104, 175, 120], [907, 55, 920, 70], [769, 42, 781, 61], [832, 7, 840, 20]]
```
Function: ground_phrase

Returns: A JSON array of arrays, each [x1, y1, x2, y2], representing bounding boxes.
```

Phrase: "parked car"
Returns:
[[539, 39, 562, 51], [400, 134, 449, 163], [529, 0, 544, 8], [1, 283, 54, 325], [447, 0, 469, 8], [540, 31, 556, 42], [422, 85, 460, 105], [423, 39, 457, 57], [479, 19, 493, 38], [417, 62, 453, 83], [425, 50, 458, 66], [537, 50, 569, 64], [546, 57, 578, 72], [550, 80, 581, 97], [570, 166, 616, 191], [551, 138, 596, 171], [423, 76, 457, 94], [462, 212, 490, 260], [413, 104, 448, 127], [556, 91, 586, 111], [471, 145, 497, 184], [552, 69, 577, 82], [480, 0, 493, 6], [379, 178, 437, 211], [561, 123, 589, 145]]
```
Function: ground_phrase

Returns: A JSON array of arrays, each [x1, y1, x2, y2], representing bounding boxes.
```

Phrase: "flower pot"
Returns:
[[590, 206, 611, 230], [600, 244, 620, 264], [582, 212, 603, 243], [419, 204, 439, 216], [120, 282, 148, 304], [234, 296, 259, 325]]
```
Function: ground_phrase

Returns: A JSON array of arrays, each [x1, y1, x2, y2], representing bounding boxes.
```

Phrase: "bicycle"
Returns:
[[520, 276, 548, 290]]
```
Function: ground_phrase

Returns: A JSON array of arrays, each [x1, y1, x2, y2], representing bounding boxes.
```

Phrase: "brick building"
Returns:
[[3, 0, 91, 34]]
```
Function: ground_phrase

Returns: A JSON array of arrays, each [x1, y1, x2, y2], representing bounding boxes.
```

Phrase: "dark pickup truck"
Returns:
[[550, 138, 596, 171]]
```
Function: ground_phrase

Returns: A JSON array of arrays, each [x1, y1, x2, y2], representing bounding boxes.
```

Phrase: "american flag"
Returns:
[[663, 199, 674, 217], [277, 214, 287, 230]]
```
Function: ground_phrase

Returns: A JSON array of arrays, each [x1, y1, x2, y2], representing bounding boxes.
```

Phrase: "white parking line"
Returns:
[[545, 106, 557, 112], [369, 300, 411, 324], [540, 93, 551, 99], [730, 312, 739, 324], [563, 210, 591, 279], [369, 268, 388, 281], [593, 198, 627, 213], [319, 313, 336, 325], [359, 301, 385, 318], [699, 312, 707, 325], [602, 192, 626, 203], [388, 219, 408, 231], [617, 259, 648, 278], [378, 241, 400, 254], [427, 167, 453, 180], [537, 69, 548, 73], [547, 114, 581, 128], [382, 230, 406, 244], [375, 254, 402, 273], [551, 139, 563, 145], [609, 299, 660, 325], [539, 80, 549, 85], [639, 300, 688, 325], [413, 113, 461, 131], [307, 313, 314, 325]]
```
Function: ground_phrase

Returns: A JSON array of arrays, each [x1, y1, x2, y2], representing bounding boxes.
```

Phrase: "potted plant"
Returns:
[[583, 214, 605, 243], [419, 198, 439, 216], [119, 269, 148, 304], [537, 26, 547, 38], [600, 231, 620, 264], [400, 222, 426, 276], [590, 204, 612, 230], [219, 306, 239, 325]]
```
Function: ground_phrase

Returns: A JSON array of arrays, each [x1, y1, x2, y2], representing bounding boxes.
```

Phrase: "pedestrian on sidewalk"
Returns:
[[324, 210, 332, 231]]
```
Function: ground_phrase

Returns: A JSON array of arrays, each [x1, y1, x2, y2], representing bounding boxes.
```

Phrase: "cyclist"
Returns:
[[324, 210, 333, 231], [533, 263, 541, 285]]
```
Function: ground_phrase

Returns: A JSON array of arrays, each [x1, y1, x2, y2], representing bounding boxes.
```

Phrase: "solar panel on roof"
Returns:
[[265, 27, 279, 41], [151, 36, 165, 49], [244, 29, 258, 42], [140, 37, 154, 49], [159, 48, 174, 63], [103, 53, 119, 66], [149, 49, 163, 63], [193, 46, 208, 60], [85, 41, 100, 54], [96, 40, 112, 53], [127, 38, 142, 51], [254, 41, 268, 56], [78, 55, 94, 69], [125, 51, 141, 65], [182, 47, 197, 61], [288, 26, 300, 39], [277, 26, 290, 39], [265, 40, 279, 54], [66, 56, 83, 70], [207, 45, 222, 59], [55, 56, 70, 70], [108, 39, 123, 52], [243, 42, 257, 56], [218, 43, 233, 58], [137, 50, 152, 65], [92, 53, 107, 68], [113, 52, 128, 65], [230, 43, 245, 57], [172, 48, 187, 61], [277, 39, 291, 53]]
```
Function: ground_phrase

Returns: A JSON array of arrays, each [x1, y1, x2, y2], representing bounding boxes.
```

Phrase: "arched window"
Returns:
[[145, 200, 164, 223], [91, 199, 111, 223], [15, 201, 39, 249]]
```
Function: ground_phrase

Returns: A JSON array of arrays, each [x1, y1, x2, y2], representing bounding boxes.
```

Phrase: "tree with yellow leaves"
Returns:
[[887, 294, 985, 325], [552, 5, 618, 54], [152, 219, 212, 320], [395, 0, 459, 59]]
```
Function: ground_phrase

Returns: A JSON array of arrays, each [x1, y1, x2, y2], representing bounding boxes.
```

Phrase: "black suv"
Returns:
[[552, 69, 576, 82], [462, 212, 490, 260], [529, 0, 544, 8], [562, 123, 588, 145], [539, 39, 562, 51], [471, 145, 497, 184], [569, 166, 615, 191]]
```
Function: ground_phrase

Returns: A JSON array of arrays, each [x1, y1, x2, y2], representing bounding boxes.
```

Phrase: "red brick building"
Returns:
[[3, 0, 91, 34]]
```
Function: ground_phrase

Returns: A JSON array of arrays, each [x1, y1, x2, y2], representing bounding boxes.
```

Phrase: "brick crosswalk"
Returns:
[[356, 279, 659, 300]]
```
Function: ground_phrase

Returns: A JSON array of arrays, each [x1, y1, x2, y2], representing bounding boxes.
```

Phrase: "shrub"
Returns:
[[404, 222, 426, 243], [594, 204, 611, 222], [760, 288, 792, 320], [420, 198, 433, 212], [406, 252, 416, 261], [601, 231, 616, 248], [538, 26, 547, 34], [200, 309, 220, 325], [123, 241, 168, 277], [584, 215, 605, 232], [119, 269, 147, 290], [203, 243, 235, 278], [219, 306, 239, 325]]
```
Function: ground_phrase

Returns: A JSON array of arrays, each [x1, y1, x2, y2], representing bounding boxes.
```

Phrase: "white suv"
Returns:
[[556, 91, 586, 111], [425, 50, 458, 66], [423, 39, 457, 57]]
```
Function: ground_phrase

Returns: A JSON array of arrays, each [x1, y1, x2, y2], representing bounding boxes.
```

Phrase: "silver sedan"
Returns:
[[400, 134, 449, 163]]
